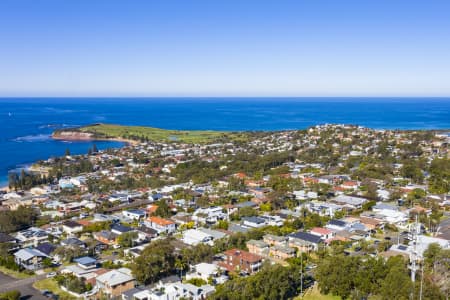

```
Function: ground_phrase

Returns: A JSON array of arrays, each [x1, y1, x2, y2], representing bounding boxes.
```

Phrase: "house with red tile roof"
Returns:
[[310, 227, 334, 240], [144, 216, 176, 234], [219, 249, 263, 274]]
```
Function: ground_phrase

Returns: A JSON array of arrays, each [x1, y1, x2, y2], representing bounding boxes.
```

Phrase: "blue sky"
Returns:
[[0, 0, 449, 97]]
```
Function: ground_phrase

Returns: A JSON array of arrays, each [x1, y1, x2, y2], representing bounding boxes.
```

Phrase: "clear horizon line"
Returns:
[[1, 96, 450, 99]]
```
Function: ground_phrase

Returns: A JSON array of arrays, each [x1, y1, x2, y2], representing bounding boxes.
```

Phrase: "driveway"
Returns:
[[0, 272, 46, 300]]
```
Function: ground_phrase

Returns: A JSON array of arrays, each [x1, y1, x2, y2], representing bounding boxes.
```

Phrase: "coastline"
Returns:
[[51, 133, 139, 146]]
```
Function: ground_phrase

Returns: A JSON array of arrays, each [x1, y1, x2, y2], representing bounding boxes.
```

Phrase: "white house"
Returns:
[[61, 220, 83, 235], [145, 216, 176, 234], [332, 195, 368, 209], [186, 263, 227, 284], [14, 248, 49, 270], [122, 209, 146, 220], [129, 282, 215, 300], [15, 227, 49, 247], [192, 206, 228, 225], [242, 216, 267, 228], [182, 229, 214, 246], [305, 201, 343, 217]]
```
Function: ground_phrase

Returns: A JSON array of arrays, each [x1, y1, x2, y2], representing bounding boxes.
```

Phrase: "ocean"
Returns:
[[1, 97, 449, 187]]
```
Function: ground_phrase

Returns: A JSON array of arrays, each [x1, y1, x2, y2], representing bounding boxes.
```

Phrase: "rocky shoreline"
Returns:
[[51, 130, 138, 145]]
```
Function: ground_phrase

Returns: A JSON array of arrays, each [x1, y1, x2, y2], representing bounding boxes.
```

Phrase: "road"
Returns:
[[0, 272, 46, 300]]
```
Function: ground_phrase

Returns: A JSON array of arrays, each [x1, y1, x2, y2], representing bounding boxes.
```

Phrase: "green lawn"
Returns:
[[75, 123, 248, 143], [0, 266, 32, 279], [33, 278, 77, 300], [298, 284, 341, 300]]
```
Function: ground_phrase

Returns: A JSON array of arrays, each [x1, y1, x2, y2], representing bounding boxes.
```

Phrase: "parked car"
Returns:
[[46, 272, 57, 278]]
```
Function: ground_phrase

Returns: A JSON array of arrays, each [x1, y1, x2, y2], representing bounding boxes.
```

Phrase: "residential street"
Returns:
[[0, 272, 46, 300]]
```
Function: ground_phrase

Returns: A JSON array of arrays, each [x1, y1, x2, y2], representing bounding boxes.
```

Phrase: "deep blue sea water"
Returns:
[[1, 97, 449, 187]]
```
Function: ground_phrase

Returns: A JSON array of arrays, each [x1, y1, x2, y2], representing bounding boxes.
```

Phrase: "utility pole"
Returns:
[[419, 262, 424, 300], [300, 250, 303, 298], [409, 215, 420, 282]]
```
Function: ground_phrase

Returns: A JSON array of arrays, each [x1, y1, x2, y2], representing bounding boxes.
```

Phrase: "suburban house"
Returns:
[[331, 195, 367, 210], [186, 262, 226, 283], [306, 201, 343, 217], [111, 224, 134, 235], [263, 234, 288, 246], [182, 228, 227, 246], [326, 219, 349, 232], [15, 227, 49, 247], [35, 242, 57, 257], [61, 220, 83, 234], [74, 256, 98, 270], [14, 248, 49, 270], [360, 209, 408, 227], [124, 282, 215, 300], [144, 216, 176, 234], [260, 215, 284, 227], [182, 229, 214, 246], [136, 226, 158, 241], [246, 240, 270, 256], [242, 216, 267, 228], [108, 193, 131, 204], [60, 237, 87, 249], [93, 230, 118, 245], [288, 231, 322, 252], [220, 249, 263, 274], [95, 268, 136, 298], [192, 206, 228, 225], [310, 227, 335, 240], [269, 245, 296, 260], [122, 209, 146, 221]]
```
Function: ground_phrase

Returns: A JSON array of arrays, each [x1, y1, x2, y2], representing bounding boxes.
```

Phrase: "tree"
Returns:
[[211, 263, 304, 300], [428, 158, 450, 194], [379, 264, 412, 300], [0, 207, 38, 233], [175, 258, 187, 278], [154, 199, 171, 218], [365, 182, 378, 200], [117, 231, 138, 248], [65, 148, 71, 156], [423, 243, 450, 297], [54, 245, 85, 262], [315, 255, 359, 299], [131, 239, 176, 284], [0, 290, 20, 300], [400, 161, 424, 183]]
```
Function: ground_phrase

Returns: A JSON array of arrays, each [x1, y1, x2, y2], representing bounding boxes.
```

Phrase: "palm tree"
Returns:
[[175, 258, 187, 280]]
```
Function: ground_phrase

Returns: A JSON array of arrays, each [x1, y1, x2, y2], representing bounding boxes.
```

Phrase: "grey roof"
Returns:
[[61, 237, 86, 247], [63, 220, 82, 228], [235, 201, 257, 208], [74, 256, 97, 265], [122, 287, 144, 299], [228, 224, 249, 233], [242, 216, 266, 224], [373, 203, 398, 211], [126, 209, 146, 216], [328, 219, 347, 227], [289, 231, 322, 244], [14, 248, 48, 261], [333, 195, 367, 206], [111, 224, 133, 233], [96, 269, 134, 286], [36, 243, 57, 255], [247, 239, 269, 248], [197, 228, 227, 240]]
